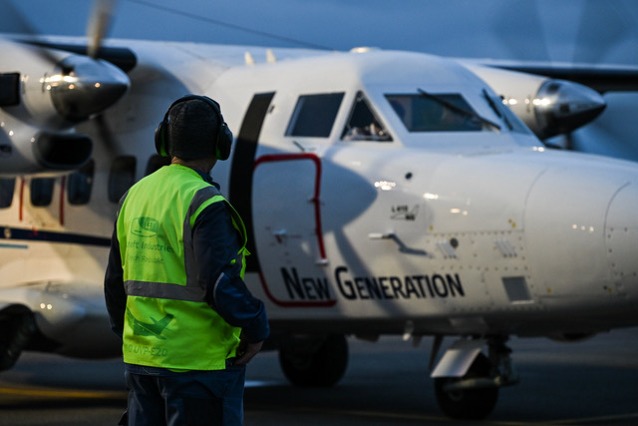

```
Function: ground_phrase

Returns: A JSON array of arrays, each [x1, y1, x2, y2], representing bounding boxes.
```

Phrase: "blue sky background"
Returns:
[[3, 0, 637, 65]]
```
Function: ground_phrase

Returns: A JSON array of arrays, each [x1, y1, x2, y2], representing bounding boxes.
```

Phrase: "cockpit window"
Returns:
[[481, 89, 532, 135], [342, 92, 392, 141], [386, 93, 494, 132], [286, 93, 344, 137]]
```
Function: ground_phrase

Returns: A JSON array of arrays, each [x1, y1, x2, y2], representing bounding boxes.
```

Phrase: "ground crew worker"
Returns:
[[104, 94, 269, 426]]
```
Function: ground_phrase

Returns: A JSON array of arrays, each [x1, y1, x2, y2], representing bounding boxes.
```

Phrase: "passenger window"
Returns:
[[145, 154, 171, 176], [342, 92, 391, 141], [286, 93, 344, 137], [109, 156, 136, 203], [31, 178, 55, 207], [0, 178, 15, 208], [67, 160, 95, 205], [0, 73, 20, 106]]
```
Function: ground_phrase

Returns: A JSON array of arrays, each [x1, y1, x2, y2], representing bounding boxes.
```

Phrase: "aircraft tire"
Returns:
[[279, 334, 348, 387], [433, 352, 499, 420]]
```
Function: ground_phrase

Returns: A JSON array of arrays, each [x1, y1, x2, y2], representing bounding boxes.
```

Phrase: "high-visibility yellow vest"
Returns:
[[116, 164, 248, 370]]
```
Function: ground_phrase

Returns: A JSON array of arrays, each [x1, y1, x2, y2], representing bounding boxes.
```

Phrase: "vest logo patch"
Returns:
[[131, 217, 160, 237], [126, 309, 174, 340]]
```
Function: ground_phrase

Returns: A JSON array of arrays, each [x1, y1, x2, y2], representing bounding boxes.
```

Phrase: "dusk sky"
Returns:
[[3, 0, 637, 65]]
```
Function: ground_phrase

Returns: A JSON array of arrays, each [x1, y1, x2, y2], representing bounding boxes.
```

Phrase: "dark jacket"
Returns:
[[104, 168, 269, 347]]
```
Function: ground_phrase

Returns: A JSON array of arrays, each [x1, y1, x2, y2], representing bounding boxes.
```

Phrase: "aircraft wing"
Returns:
[[458, 59, 638, 147], [481, 60, 638, 93]]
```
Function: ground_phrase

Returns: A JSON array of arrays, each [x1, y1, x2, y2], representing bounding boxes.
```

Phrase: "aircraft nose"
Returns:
[[524, 157, 638, 302], [605, 182, 638, 295]]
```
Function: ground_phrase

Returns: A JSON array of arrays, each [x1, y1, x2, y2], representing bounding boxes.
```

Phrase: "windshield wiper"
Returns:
[[417, 88, 501, 131], [482, 88, 512, 131]]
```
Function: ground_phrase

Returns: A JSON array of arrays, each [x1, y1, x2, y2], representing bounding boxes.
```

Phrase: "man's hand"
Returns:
[[234, 340, 263, 366]]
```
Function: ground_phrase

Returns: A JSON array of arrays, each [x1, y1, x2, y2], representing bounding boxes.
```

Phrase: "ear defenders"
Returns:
[[154, 95, 233, 160]]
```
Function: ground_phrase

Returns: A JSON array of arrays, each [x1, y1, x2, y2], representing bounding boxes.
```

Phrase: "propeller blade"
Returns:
[[490, 0, 551, 61], [4, 1, 62, 65], [572, 0, 631, 64], [86, 0, 118, 58]]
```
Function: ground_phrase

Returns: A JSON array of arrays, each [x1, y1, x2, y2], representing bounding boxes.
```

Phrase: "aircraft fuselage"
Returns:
[[0, 38, 636, 361]]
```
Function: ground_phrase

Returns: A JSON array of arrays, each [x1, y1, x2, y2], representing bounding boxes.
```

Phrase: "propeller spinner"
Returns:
[[45, 54, 130, 123]]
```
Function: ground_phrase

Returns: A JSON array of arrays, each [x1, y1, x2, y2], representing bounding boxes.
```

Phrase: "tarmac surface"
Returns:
[[0, 328, 637, 425]]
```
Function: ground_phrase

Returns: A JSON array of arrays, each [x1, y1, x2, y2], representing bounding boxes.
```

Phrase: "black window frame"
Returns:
[[67, 159, 95, 205], [386, 93, 489, 133], [285, 92, 345, 138], [30, 177, 55, 207], [0, 177, 16, 208], [341, 91, 392, 142]]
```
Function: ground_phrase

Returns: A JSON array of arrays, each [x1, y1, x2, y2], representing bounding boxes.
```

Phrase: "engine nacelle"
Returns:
[[0, 304, 36, 371], [464, 64, 606, 139], [0, 38, 130, 175]]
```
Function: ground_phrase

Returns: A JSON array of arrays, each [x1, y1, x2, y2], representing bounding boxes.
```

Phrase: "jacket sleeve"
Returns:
[[104, 224, 126, 338], [194, 201, 270, 343]]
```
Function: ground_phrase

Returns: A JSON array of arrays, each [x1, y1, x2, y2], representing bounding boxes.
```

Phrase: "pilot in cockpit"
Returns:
[[344, 120, 389, 141], [342, 92, 392, 141]]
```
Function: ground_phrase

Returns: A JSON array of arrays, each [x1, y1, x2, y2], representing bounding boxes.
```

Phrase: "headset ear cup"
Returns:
[[154, 120, 169, 157], [215, 123, 233, 160], [205, 96, 233, 161]]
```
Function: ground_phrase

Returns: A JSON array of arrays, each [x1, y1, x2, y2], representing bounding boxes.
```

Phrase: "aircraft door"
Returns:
[[252, 153, 333, 307], [228, 93, 334, 307]]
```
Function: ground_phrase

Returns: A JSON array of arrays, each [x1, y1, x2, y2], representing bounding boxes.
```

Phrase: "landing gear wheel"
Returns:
[[434, 353, 499, 420], [279, 334, 348, 387]]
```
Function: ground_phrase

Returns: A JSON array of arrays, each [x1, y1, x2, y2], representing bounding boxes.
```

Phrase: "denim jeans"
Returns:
[[123, 362, 246, 426]]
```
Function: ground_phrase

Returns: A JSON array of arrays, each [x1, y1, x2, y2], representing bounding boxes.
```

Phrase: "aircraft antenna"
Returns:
[[126, 0, 333, 50]]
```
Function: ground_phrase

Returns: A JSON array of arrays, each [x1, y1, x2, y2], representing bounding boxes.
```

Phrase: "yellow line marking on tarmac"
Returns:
[[0, 386, 126, 400]]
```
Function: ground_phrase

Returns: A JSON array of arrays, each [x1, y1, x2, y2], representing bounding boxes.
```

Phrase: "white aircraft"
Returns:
[[0, 2, 637, 420]]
